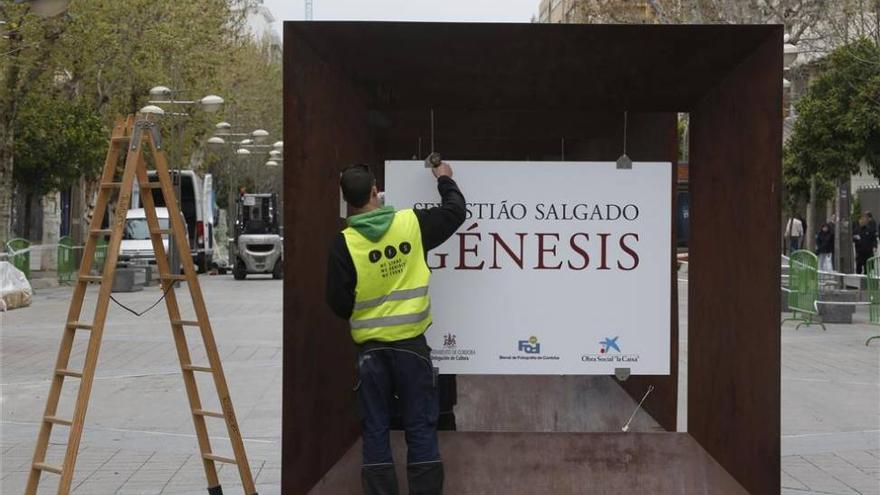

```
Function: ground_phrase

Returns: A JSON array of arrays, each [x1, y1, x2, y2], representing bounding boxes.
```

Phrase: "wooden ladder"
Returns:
[[25, 115, 258, 495]]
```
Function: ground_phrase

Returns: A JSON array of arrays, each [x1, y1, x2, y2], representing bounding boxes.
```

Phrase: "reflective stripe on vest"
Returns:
[[343, 209, 432, 344]]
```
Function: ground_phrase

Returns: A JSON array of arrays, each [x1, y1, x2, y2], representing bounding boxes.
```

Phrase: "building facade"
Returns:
[[535, 0, 653, 24]]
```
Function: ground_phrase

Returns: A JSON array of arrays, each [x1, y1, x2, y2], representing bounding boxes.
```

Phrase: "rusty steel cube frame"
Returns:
[[283, 22, 781, 494]]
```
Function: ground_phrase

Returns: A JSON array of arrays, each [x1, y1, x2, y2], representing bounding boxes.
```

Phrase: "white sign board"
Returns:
[[385, 161, 671, 375]]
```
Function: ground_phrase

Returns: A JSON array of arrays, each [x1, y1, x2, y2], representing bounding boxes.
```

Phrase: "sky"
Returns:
[[261, 0, 539, 36]]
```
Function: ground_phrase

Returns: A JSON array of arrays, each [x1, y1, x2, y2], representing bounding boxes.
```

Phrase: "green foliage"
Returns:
[[786, 38, 880, 180], [12, 95, 105, 196], [783, 146, 835, 208], [2, 0, 279, 209]]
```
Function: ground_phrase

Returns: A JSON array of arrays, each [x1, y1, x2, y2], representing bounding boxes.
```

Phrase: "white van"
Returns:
[[120, 208, 170, 264], [133, 170, 216, 272]]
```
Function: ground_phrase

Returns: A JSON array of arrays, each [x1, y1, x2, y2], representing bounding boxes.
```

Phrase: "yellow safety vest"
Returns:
[[342, 209, 432, 344]]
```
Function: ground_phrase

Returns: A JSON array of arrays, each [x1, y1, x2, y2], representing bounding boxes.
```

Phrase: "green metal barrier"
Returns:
[[6, 238, 31, 280], [94, 235, 108, 274], [783, 250, 826, 330], [57, 236, 76, 283], [866, 256, 880, 346]]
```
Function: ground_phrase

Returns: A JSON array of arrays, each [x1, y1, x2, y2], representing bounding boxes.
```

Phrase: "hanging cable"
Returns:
[[109, 282, 174, 317]]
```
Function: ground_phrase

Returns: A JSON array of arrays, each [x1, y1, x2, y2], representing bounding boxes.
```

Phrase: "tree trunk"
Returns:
[[805, 176, 817, 251], [41, 191, 61, 270], [22, 190, 33, 241], [0, 128, 14, 242], [835, 177, 854, 276]]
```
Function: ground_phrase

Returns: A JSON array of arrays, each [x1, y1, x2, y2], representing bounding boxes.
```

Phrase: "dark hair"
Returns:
[[339, 163, 375, 208]]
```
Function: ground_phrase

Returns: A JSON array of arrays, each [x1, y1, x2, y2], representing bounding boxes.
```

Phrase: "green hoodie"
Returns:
[[347, 206, 396, 242]]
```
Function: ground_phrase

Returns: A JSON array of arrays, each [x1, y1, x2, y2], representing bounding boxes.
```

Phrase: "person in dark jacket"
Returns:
[[865, 211, 877, 254], [815, 222, 834, 273], [326, 162, 466, 495], [853, 214, 876, 274]]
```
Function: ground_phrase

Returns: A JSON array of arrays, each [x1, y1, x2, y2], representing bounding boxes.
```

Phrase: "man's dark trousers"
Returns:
[[357, 347, 443, 495]]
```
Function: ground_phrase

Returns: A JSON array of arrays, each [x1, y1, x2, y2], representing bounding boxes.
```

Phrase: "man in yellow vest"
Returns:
[[326, 162, 466, 495]]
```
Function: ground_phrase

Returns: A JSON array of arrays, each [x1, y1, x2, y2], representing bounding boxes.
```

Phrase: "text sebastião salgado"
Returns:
[[413, 201, 642, 272]]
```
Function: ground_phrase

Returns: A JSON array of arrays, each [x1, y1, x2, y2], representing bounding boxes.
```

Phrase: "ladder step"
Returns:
[[140, 182, 162, 189], [193, 409, 225, 418], [171, 319, 200, 327], [66, 321, 93, 330], [151, 229, 172, 236], [89, 229, 112, 236], [182, 364, 213, 373], [111, 136, 130, 143], [56, 368, 83, 378], [78, 275, 103, 283], [101, 182, 122, 189], [33, 462, 63, 475], [44, 415, 73, 426], [203, 453, 236, 464], [161, 274, 187, 281]]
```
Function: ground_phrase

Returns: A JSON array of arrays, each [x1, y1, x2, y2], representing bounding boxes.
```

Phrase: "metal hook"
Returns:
[[617, 111, 632, 170]]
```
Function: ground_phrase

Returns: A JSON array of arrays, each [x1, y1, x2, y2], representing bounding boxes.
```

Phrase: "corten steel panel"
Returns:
[[282, 24, 372, 495], [455, 376, 666, 433], [284, 21, 782, 495], [309, 432, 748, 495], [287, 23, 771, 112], [689, 31, 783, 494]]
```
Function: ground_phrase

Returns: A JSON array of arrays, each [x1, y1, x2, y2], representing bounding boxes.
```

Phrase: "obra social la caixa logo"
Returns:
[[581, 336, 640, 363]]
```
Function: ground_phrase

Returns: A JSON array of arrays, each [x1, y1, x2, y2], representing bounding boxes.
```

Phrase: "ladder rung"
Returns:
[[89, 229, 112, 236], [171, 319, 200, 327], [182, 364, 213, 373], [193, 409, 225, 418], [203, 453, 236, 464], [111, 136, 130, 143], [44, 415, 73, 426], [101, 182, 122, 189], [66, 321, 93, 330], [161, 274, 187, 281], [140, 182, 162, 189], [56, 368, 83, 378], [78, 275, 103, 283], [33, 462, 63, 475], [151, 229, 172, 236]]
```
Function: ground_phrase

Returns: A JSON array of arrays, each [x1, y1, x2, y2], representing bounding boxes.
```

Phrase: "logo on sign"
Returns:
[[518, 336, 541, 354], [498, 335, 558, 361], [432, 332, 476, 362], [599, 336, 621, 354], [582, 336, 640, 364]]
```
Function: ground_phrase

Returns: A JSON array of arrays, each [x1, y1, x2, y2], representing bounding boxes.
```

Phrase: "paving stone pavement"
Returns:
[[777, 308, 880, 495], [1, 275, 878, 494], [1, 275, 282, 494]]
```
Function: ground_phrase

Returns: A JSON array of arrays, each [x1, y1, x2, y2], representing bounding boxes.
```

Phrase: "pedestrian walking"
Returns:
[[326, 161, 466, 495], [815, 222, 834, 273], [785, 215, 804, 255], [853, 214, 876, 274]]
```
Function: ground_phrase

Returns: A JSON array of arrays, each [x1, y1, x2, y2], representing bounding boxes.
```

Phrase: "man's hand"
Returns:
[[432, 161, 453, 179]]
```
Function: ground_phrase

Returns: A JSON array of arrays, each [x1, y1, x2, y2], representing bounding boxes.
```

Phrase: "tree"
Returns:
[[785, 38, 880, 181], [12, 95, 106, 239], [0, 2, 69, 242], [206, 37, 283, 209], [1, 1, 261, 241]]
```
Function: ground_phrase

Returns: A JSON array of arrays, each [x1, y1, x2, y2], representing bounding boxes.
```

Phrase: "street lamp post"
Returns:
[[206, 125, 279, 243], [141, 86, 223, 276]]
